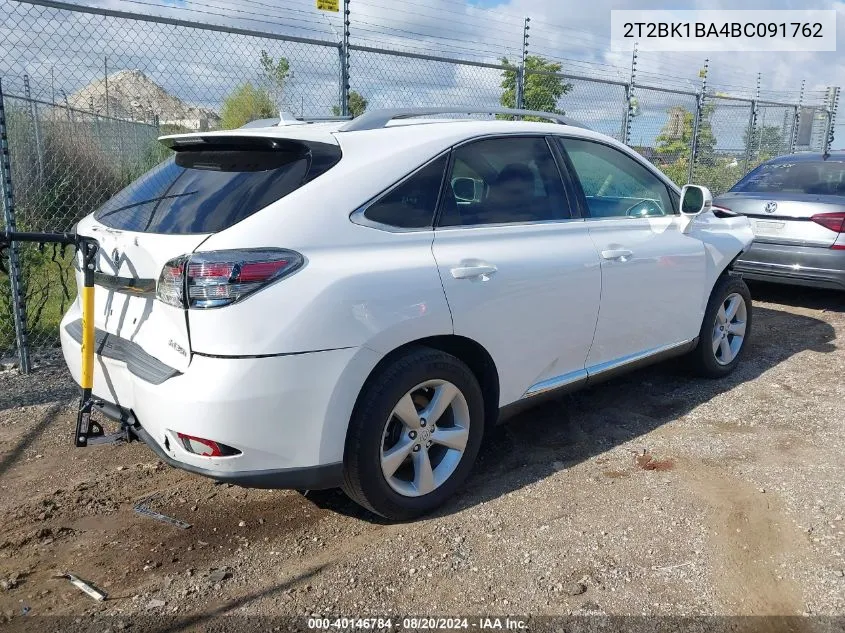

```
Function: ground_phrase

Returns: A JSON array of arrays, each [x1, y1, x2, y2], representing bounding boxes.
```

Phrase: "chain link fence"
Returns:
[[0, 0, 840, 369]]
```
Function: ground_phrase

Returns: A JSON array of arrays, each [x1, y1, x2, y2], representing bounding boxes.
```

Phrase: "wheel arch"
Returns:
[[355, 335, 500, 431]]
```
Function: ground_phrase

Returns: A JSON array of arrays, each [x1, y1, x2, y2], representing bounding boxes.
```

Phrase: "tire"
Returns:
[[342, 347, 485, 521], [688, 274, 752, 378]]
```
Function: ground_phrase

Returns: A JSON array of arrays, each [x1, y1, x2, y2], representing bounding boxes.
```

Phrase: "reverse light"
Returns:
[[156, 248, 303, 308]]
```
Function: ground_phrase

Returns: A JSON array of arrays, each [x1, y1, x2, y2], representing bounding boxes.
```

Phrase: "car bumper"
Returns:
[[734, 241, 845, 291], [60, 314, 381, 488]]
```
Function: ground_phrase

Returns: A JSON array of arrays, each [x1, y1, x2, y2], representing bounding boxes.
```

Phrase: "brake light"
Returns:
[[156, 248, 303, 308], [810, 212, 845, 249], [810, 212, 845, 233]]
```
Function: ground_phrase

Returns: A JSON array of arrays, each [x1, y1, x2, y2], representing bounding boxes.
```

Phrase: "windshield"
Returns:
[[731, 160, 845, 196]]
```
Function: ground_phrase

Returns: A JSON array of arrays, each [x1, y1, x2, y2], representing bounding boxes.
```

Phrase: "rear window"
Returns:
[[95, 140, 341, 234], [731, 160, 845, 195]]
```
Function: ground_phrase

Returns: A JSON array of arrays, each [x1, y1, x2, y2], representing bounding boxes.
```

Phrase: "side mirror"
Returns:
[[452, 177, 477, 202], [680, 184, 713, 216]]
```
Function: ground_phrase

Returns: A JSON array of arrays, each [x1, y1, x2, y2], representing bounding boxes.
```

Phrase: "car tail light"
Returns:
[[156, 248, 303, 308], [810, 212, 845, 249]]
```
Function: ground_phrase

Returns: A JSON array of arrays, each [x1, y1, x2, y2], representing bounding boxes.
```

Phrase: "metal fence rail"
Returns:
[[0, 0, 840, 369]]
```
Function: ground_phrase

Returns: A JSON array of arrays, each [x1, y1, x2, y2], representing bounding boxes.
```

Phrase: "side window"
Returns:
[[558, 138, 674, 218], [363, 155, 447, 229], [438, 137, 571, 227]]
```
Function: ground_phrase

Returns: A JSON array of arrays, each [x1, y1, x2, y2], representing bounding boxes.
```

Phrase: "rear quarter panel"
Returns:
[[187, 130, 460, 356], [683, 211, 754, 313]]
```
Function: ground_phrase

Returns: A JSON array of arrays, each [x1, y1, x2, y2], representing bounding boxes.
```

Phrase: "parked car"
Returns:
[[715, 152, 845, 290], [60, 107, 755, 520]]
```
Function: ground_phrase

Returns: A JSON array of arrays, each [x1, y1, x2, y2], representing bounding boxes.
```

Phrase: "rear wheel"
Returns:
[[688, 274, 752, 377], [342, 348, 484, 520]]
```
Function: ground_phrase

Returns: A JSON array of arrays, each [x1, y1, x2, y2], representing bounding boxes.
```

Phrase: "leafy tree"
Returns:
[[654, 104, 717, 166], [331, 90, 368, 117], [499, 55, 572, 119], [260, 50, 291, 108], [220, 83, 275, 129], [743, 124, 785, 162]]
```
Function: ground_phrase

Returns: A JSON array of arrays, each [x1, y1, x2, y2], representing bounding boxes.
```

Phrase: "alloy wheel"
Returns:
[[380, 379, 470, 497], [712, 292, 747, 366]]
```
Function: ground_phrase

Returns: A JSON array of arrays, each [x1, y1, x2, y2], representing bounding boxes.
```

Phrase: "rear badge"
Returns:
[[764, 201, 778, 213], [168, 340, 187, 357]]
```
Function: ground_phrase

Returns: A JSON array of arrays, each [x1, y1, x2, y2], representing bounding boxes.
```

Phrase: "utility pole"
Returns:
[[823, 85, 840, 156], [689, 58, 708, 184], [623, 41, 638, 146], [516, 17, 529, 110], [744, 72, 761, 173], [0, 78, 31, 373], [789, 79, 805, 154], [23, 74, 44, 185], [103, 56, 110, 118], [339, 0, 350, 116]]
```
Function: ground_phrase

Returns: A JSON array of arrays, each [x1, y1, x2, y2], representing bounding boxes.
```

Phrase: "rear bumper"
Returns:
[[734, 241, 845, 291], [96, 401, 343, 489], [60, 309, 382, 486]]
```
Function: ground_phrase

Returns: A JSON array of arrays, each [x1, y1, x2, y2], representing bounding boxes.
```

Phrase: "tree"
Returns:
[[743, 124, 784, 162], [260, 50, 291, 109], [220, 83, 275, 130], [499, 55, 572, 119], [654, 104, 717, 166], [331, 90, 368, 117]]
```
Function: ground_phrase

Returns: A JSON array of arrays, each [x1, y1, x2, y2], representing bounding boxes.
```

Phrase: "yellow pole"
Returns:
[[80, 285, 94, 390]]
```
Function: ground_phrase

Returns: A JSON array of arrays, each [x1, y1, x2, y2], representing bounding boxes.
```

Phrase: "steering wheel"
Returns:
[[625, 199, 666, 218]]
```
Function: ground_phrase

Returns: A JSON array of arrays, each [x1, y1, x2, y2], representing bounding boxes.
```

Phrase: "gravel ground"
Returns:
[[0, 282, 843, 631]]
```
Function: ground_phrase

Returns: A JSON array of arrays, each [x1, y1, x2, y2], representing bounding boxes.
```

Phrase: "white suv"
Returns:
[[60, 107, 754, 520]]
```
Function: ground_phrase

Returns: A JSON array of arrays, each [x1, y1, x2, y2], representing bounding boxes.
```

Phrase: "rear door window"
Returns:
[[95, 140, 341, 234], [437, 136, 571, 227]]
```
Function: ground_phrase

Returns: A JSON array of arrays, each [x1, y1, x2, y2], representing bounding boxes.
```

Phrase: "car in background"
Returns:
[[714, 153, 845, 291], [60, 107, 755, 520]]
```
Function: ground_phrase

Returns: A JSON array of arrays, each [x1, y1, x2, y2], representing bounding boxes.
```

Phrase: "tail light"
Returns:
[[810, 212, 845, 249], [157, 248, 303, 308]]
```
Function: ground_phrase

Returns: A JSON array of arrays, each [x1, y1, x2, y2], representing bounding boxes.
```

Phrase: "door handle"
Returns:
[[450, 263, 498, 280], [600, 249, 633, 261]]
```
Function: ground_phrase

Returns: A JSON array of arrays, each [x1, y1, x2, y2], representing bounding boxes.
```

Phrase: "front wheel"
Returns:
[[342, 348, 485, 521], [688, 274, 752, 378]]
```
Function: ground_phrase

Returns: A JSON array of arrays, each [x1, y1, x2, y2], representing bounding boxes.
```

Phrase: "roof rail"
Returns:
[[338, 107, 588, 132], [239, 112, 353, 129]]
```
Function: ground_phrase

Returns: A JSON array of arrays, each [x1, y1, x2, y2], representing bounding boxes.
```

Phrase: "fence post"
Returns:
[[23, 74, 45, 185], [789, 80, 805, 155], [515, 17, 529, 110], [743, 73, 761, 174], [339, 0, 350, 116], [689, 58, 708, 184], [0, 79, 31, 373], [823, 86, 840, 155], [623, 41, 637, 145]]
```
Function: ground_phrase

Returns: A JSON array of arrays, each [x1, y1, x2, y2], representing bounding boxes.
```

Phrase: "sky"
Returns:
[[3, 0, 843, 148]]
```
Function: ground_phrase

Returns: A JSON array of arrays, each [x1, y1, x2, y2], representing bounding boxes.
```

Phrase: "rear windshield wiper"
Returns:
[[97, 191, 198, 220]]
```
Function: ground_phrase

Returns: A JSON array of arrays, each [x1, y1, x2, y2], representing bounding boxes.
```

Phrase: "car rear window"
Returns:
[[94, 139, 341, 234], [731, 160, 845, 195]]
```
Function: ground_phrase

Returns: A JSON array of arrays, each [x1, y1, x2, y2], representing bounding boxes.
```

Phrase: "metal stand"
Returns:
[[0, 230, 127, 447]]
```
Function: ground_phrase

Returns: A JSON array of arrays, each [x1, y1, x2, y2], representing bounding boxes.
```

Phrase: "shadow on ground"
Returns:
[[304, 290, 838, 522]]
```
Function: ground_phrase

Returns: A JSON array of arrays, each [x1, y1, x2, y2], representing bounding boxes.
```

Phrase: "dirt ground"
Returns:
[[0, 282, 843, 632]]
